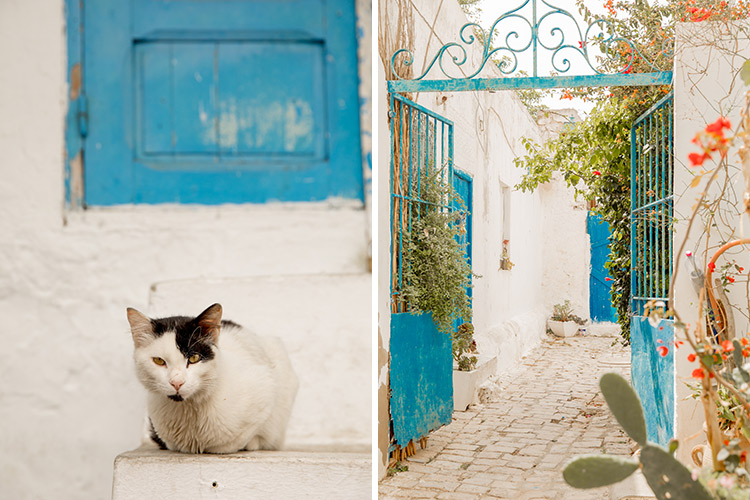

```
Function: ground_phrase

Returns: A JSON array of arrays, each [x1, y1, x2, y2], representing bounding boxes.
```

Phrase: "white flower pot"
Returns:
[[453, 368, 480, 412], [548, 320, 579, 338]]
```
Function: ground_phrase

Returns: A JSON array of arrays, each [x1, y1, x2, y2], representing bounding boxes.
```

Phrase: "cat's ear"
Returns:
[[127, 308, 154, 348], [196, 303, 223, 342]]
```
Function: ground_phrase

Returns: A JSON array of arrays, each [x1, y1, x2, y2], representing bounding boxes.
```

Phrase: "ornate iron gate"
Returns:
[[388, 93, 456, 457], [630, 92, 674, 446]]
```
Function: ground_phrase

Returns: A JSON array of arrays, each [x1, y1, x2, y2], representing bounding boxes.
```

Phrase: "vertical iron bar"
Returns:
[[398, 101, 405, 299], [532, 0, 538, 77], [631, 122, 637, 315], [389, 94, 395, 304]]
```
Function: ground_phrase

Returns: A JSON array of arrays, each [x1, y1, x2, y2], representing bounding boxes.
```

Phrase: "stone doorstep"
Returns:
[[112, 447, 371, 500]]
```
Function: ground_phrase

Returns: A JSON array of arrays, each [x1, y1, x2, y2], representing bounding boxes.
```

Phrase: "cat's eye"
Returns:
[[152, 357, 166, 366], [188, 354, 201, 364]]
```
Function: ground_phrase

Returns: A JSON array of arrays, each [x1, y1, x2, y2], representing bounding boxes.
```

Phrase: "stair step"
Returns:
[[112, 448, 371, 500]]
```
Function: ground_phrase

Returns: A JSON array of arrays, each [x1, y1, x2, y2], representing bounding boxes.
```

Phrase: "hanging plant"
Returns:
[[396, 163, 474, 335]]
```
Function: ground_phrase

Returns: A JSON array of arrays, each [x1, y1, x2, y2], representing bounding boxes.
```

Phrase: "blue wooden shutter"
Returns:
[[81, 0, 362, 205]]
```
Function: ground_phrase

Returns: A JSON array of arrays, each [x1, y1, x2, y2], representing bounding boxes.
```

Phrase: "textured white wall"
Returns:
[[0, 1, 371, 499], [673, 20, 750, 464]]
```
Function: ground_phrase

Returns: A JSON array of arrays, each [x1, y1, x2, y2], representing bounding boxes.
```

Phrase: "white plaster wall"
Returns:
[[379, 0, 590, 376], [377, 0, 558, 462], [540, 173, 591, 318], [376, 60, 392, 480], [673, 20, 750, 464], [0, 1, 371, 499]]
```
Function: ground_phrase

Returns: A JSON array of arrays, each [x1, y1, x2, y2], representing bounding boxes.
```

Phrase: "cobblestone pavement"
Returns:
[[380, 334, 634, 500]]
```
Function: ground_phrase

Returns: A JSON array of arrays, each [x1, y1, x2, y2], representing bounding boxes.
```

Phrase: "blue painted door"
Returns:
[[389, 312, 453, 448], [77, 0, 362, 205], [587, 213, 617, 322], [453, 169, 473, 300]]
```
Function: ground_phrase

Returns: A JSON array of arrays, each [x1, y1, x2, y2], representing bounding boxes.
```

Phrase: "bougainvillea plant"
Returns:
[[515, 0, 750, 344]]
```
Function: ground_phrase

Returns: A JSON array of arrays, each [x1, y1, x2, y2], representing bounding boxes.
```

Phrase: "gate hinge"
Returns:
[[77, 95, 88, 138]]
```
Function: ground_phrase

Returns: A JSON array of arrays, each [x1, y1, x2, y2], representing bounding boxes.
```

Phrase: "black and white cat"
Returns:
[[126, 303, 298, 453]]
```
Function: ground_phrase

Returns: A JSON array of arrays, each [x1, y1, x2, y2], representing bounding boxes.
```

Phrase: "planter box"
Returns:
[[453, 356, 497, 411], [548, 319, 580, 338]]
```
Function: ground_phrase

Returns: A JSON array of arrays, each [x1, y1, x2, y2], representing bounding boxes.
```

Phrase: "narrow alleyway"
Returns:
[[380, 333, 634, 500]]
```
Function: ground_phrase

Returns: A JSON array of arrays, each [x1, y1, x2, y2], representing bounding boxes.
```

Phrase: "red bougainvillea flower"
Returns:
[[740, 267, 745, 273], [742, 338, 749, 346], [688, 353, 697, 362], [686, 250, 693, 257], [728, 276, 736, 283], [722, 339, 734, 352], [692, 367, 705, 379], [705, 117, 731, 134], [593, 170, 601, 176], [743, 348, 750, 357], [657, 345, 669, 357], [688, 152, 711, 166], [605, 277, 612, 281], [708, 262, 716, 272]]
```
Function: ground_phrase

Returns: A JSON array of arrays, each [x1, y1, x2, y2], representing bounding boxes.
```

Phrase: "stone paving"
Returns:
[[379, 334, 634, 500]]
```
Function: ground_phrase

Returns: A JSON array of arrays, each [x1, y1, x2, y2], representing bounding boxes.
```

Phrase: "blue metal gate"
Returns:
[[389, 93, 455, 457], [588, 213, 617, 322], [630, 92, 674, 446]]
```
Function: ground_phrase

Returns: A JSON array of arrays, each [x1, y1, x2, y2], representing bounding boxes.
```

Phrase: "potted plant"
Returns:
[[453, 322, 479, 411], [548, 300, 586, 337]]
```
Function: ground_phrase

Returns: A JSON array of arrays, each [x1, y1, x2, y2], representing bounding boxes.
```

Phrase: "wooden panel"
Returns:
[[217, 42, 325, 158], [80, 0, 362, 205], [389, 312, 453, 447]]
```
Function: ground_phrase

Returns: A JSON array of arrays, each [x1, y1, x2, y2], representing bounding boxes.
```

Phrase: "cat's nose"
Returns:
[[170, 380, 184, 392]]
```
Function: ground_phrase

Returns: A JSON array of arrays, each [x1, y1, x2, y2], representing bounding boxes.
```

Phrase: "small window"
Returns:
[[499, 183, 512, 270], [66, 0, 363, 206]]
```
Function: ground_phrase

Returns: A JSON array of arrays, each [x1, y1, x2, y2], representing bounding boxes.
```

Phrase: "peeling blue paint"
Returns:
[[387, 72, 673, 93], [631, 317, 674, 446], [390, 312, 453, 447], [70, 0, 363, 205]]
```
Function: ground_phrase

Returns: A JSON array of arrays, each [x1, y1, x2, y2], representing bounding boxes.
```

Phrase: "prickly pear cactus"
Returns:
[[562, 454, 639, 488], [640, 444, 713, 500], [562, 373, 714, 499]]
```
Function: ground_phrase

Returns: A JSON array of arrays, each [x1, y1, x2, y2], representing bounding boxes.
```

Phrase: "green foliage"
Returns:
[[387, 461, 408, 477], [457, 0, 482, 23], [516, 91, 669, 343], [452, 322, 477, 371], [564, 373, 714, 499], [513, 0, 679, 343], [398, 165, 473, 335], [551, 300, 586, 325]]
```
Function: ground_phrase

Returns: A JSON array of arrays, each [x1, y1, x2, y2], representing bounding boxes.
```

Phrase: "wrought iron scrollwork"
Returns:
[[390, 0, 673, 81]]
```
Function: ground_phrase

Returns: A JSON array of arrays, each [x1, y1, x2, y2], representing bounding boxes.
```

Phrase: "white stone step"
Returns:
[[112, 448, 371, 500]]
